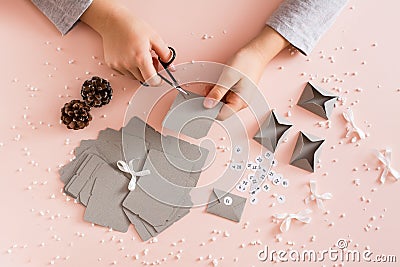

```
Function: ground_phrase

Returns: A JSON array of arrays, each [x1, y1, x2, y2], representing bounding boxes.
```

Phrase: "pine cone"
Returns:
[[81, 76, 113, 108], [61, 100, 92, 130]]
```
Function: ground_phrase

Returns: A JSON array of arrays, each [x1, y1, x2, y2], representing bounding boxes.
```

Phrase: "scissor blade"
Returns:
[[157, 72, 188, 95], [175, 86, 188, 95], [158, 73, 173, 87], [164, 68, 189, 95]]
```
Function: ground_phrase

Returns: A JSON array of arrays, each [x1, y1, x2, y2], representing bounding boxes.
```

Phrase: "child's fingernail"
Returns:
[[203, 98, 218, 108], [169, 64, 176, 72]]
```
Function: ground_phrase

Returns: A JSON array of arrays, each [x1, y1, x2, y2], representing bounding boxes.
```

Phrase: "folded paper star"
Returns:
[[297, 82, 337, 119], [289, 132, 324, 172], [253, 110, 292, 152]]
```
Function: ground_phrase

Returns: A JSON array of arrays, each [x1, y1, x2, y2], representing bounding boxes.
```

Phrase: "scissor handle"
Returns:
[[158, 46, 176, 68]]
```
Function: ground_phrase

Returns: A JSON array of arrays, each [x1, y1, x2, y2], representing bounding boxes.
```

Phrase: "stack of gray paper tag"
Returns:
[[162, 91, 223, 139], [59, 116, 209, 241]]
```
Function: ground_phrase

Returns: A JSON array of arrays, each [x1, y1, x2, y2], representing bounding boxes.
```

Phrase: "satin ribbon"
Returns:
[[343, 109, 366, 140], [375, 148, 400, 184], [274, 209, 312, 232], [117, 160, 151, 191], [304, 180, 332, 210]]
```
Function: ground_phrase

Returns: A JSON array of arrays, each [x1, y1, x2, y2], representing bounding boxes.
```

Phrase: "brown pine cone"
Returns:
[[61, 100, 92, 130], [81, 76, 113, 108]]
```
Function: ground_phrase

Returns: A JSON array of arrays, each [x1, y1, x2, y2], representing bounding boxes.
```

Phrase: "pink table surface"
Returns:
[[1, 0, 400, 266]]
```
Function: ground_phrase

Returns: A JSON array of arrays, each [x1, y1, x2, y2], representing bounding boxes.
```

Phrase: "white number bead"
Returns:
[[262, 184, 270, 192], [234, 145, 242, 154], [272, 159, 278, 167], [236, 184, 245, 192], [224, 196, 233, 206], [250, 187, 261, 195], [250, 196, 258, 205], [251, 164, 259, 171], [277, 195, 286, 204], [267, 170, 275, 181], [264, 151, 273, 160], [236, 163, 244, 171]]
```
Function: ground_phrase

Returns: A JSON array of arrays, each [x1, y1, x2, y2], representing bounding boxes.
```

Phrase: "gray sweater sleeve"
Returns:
[[31, 0, 93, 35], [267, 0, 348, 55]]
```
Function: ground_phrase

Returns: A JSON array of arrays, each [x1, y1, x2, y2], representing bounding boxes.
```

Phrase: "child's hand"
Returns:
[[203, 26, 289, 120], [81, 0, 171, 86]]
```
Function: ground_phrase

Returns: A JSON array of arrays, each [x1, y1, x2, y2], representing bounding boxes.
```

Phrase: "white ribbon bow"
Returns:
[[343, 109, 366, 141], [375, 148, 400, 184], [304, 180, 332, 210], [117, 160, 151, 191], [273, 209, 312, 232]]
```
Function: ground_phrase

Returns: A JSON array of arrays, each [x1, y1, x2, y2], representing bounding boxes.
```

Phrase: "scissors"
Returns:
[[157, 46, 188, 96]]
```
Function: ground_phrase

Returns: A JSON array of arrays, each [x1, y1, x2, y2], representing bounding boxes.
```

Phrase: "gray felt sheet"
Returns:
[[162, 91, 223, 139], [83, 163, 131, 232], [59, 116, 210, 240]]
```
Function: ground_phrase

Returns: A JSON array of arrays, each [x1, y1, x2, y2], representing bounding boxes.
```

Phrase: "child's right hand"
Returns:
[[81, 0, 171, 86]]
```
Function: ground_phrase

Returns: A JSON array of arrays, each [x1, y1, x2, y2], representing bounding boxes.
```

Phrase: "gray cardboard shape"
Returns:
[[289, 131, 325, 172], [123, 149, 194, 227], [60, 140, 122, 185], [122, 134, 149, 172], [123, 197, 191, 241], [297, 82, 338, 119], [122, 117, 209, 172], [152, 202, 191, 232], [123, 116, 161, 150], [160, 135, 209, 186], [123, 208, 153, 241], [97, 128, 122, 144], [253, 110, 292, 152], [206, 188, 246, 222], [138, 149, 194, 202], [64, 154, 104, 198], [83, 163, 131, 233], [123, 186, 175, 228], [162, 91, 223, 139], [79, 176, 97, 206]]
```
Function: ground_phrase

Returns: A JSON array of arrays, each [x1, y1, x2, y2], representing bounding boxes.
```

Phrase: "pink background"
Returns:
[[1, 0, 399, 266]]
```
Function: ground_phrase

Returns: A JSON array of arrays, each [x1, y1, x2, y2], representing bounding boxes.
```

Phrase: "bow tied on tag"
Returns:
[[273, 209, 312, 232], [375, 148, 400, 184], [117, 160, 151, 191], [343, 108, 366, 141], [305, 180, 332, 210]]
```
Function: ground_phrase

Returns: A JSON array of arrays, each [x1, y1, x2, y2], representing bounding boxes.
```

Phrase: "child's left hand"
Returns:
[[203, 26, 288, 120]]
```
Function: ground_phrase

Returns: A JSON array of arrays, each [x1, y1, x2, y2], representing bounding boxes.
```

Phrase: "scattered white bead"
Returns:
[[212, 259, 219, 266]]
